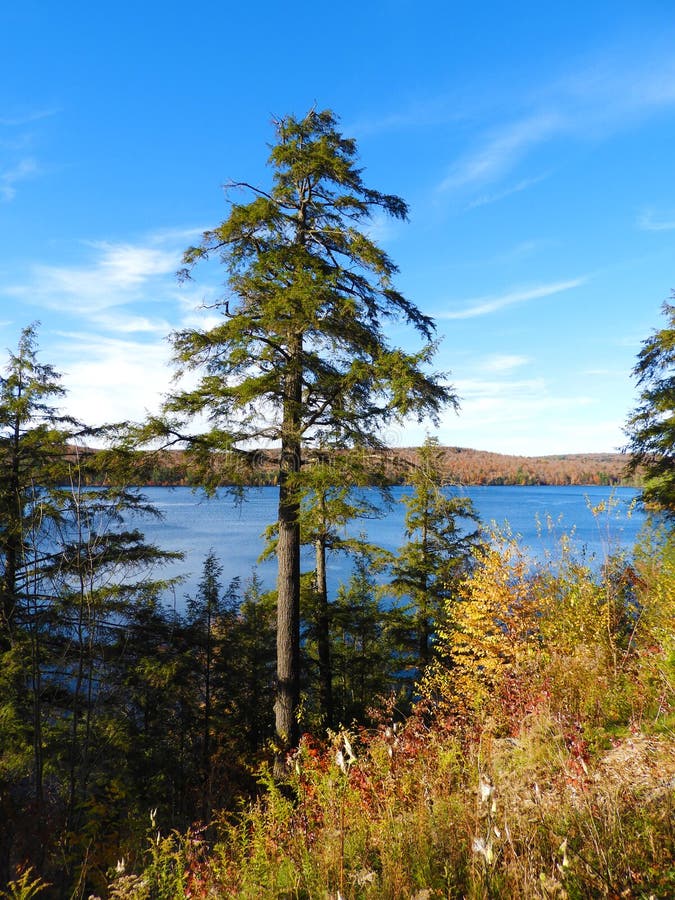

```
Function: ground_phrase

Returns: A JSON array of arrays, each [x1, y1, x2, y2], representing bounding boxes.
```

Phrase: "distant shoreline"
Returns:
[[82, 445, 638, 489]]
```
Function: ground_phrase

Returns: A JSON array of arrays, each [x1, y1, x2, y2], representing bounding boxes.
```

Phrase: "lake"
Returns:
[[134, 484, 647, 606]]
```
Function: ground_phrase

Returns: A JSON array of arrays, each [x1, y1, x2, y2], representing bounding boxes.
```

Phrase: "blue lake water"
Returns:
[[134, 485, 647, 606]]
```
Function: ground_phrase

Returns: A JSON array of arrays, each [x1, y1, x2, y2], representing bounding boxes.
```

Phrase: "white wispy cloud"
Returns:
[[481, 354, 530, 373], [51, 331, 174, 426], [492, 239, 555, 264], [556, 51, 675, 125], [454, 376, 546, 400], [0, 231, 227, 428], [86, 241, 179, 287], [0, 107, 60, 200], [637, 210, 675, 231], [440, 113, 563, 191], [432, 382, 602, 455], [0, 108, 60, 127], [466, 173, 551, 209], [4, 236, 185, 326], [439, 47, 675, 199], [349, 97, 465, 137], [438, 277, 587, 320], [0, 158, 39, 201], [363, 210, 405, 245]]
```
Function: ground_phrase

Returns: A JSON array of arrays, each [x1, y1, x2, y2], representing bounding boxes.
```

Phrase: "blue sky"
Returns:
[[1, 0, 674, 455]]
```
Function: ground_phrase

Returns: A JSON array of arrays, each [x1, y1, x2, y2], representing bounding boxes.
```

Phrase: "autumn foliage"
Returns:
[[91, 525, 674, 900]]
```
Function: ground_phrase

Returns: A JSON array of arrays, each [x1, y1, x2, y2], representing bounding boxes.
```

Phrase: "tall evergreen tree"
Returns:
[[0, 323, 76, 883], [0, 326, 182, 892], [0, 323, 73, 652], [149, 109, 455, 763]]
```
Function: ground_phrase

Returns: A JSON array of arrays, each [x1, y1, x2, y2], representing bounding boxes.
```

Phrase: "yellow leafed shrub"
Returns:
[[426, 525, 674, 735]]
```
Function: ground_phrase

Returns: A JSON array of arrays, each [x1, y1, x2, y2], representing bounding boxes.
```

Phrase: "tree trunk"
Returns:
[[0, 417, 22, 650], [315, 531, 333, 727], [202, 597, 212, 823], [419, 512, 430, 667], [274, 335, 302, 773]]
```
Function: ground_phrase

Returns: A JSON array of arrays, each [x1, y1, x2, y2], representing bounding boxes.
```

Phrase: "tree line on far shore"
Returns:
[[94, 444, 639, 489]]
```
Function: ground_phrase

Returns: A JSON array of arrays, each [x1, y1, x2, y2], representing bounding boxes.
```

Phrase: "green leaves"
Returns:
[[625, 300, 675, 518], [147, 108, 456, 752], [156, 108, 455, 463], [389, 437, 481, 668]]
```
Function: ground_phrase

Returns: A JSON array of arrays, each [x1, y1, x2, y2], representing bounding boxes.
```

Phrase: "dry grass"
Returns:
[[98, 531, 674, 899]]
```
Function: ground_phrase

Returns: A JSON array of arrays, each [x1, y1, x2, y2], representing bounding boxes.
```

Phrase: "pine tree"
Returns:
[[0, 323, 72, 652], [44, 475, 181, 871], [390, 437, 480, 669], [150, 109, 455, 762], [625, 299, 675, 518], [0, 325, 182, 890], [184, 552, 240, 820], [330, 546, 409, 724], [262, 451, 391, 728], [0, 323, 76, 882], [228, 571, 277, 756]]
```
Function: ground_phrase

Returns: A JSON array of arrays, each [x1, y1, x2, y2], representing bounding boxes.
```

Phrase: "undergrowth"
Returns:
[[85, 528, 675, 898]]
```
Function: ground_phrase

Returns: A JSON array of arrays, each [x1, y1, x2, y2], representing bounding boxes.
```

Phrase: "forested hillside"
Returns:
[[107, 445, 637, 488]]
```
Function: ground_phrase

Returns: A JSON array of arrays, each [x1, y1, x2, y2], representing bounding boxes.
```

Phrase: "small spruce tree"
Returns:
[[390, 437, 481, 669]]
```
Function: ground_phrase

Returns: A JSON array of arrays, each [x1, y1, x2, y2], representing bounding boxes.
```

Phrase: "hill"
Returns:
[[122, 446, 636, 488], [402, 446, 634, 486]]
